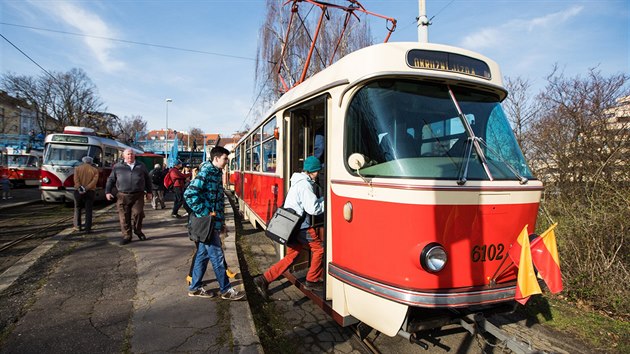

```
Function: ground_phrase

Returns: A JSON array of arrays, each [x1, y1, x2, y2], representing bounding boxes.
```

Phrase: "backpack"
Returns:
[[151, 170, 163, 185], [163, 170, 174, 189]]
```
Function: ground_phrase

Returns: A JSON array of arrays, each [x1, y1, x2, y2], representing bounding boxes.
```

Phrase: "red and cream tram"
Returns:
[[40, 126, 142, 203], [233, 41, 543, 339], [6, 147, 43, 187], [0, 147, 7, 179]]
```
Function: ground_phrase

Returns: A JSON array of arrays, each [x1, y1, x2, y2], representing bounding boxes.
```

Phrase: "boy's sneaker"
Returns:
[[188, 287, 215, 298], [221, 287, 245, 301]]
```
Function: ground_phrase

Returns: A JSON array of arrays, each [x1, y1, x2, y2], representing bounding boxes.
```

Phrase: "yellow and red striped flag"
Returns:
[[531, 223, 563, 294], [508, 225, 542, 305]]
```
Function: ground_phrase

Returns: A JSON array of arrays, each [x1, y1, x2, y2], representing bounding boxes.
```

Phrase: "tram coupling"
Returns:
[[459, 313, 542, 354]]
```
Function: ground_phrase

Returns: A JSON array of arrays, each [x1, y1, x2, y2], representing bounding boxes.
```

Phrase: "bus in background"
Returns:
[[40, 126, 142, 203]]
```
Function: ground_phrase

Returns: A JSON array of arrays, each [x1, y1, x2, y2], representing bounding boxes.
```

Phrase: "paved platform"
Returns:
[[0, 191, 263, 353]]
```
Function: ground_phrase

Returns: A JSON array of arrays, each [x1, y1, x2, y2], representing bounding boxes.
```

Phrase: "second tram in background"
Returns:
[[232, 41, 544, 342], [5, 147, 43, 187], [40, 126, 142, 203]]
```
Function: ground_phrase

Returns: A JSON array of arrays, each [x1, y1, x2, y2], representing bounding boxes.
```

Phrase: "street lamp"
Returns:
[[165, 98, 172, 166]]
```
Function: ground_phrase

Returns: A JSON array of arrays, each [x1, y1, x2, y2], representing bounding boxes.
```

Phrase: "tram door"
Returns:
[[284, 96, 327, 272]]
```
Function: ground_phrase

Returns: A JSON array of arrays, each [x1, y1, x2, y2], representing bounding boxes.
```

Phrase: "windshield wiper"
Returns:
[[448, 87, 494, 184]]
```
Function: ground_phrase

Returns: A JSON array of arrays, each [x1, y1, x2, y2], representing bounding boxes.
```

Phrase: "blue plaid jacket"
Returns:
[[184, 161, 224, 231]]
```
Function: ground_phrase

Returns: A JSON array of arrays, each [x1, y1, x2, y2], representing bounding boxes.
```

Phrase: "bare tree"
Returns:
[[254, 0, 374, 120], [189, 127, 204, 150], [116, 115, 148, 145], [528, 66, 630, 315], [1, 73, 55, 134], [503, 76, 540, 159], [530, 66, 630, 187], [1, 68, 104, 132]]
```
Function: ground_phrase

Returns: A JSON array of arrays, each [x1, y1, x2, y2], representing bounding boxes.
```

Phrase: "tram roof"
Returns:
[[280, 42, 503, 114], [44, 131, 142, 154], [238, 42, 507, 146]]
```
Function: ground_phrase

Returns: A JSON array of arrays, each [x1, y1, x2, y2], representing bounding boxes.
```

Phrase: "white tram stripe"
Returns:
[[330, 179, 543, 205]]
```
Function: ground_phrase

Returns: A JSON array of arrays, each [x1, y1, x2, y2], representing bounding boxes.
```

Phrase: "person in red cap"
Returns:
[[253, 156, 325, 300]]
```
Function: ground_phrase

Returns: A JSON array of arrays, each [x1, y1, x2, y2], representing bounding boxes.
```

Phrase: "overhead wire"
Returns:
[[395, 0, 456, 32], [237, 2, 319, 133], [0, 33, 57, 81], [0, 22, 257, 62], [2, 21, 265, 135]]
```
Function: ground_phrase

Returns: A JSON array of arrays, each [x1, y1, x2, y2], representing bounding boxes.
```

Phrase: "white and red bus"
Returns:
[[5, 147, 42, 187], [233, 41, 543, 338], [40, 126, 142, 203]]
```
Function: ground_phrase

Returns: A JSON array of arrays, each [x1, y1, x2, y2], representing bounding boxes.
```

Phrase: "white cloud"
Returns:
[[527, 5, 584, 31], [28, 0, 125, 72], [460, 5, 584, 50]]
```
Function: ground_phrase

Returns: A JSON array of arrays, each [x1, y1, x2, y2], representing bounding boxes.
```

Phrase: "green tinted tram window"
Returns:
[[345, 80, 533, 180]]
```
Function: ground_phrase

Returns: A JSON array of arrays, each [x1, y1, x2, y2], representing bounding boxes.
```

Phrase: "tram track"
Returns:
[[0, 201, 112, 275], [0, 215, 74, 252], [351, 325, 382, 354]]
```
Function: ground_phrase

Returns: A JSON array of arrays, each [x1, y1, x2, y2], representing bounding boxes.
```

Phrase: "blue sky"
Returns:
[[1, 0, 628, 137]]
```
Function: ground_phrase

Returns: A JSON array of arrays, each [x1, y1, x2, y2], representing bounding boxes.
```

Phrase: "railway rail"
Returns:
[[0, 201, 109, 274]]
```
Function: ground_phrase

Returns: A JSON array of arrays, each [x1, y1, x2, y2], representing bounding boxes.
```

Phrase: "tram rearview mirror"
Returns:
[[347, 153, 367, 170]]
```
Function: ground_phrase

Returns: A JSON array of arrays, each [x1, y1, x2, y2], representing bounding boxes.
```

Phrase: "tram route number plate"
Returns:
[[56, 167, 72, 174], [471, 243, 505, 262]]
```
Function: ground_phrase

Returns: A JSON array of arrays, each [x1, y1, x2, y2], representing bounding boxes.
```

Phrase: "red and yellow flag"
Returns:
[[509, 225, 542, 304], [531, 223, 563, 294]]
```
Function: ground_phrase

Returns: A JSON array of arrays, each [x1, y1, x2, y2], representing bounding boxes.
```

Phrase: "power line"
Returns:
[[0, 22, 257, 62], [0, 33, 57, 81], [428, 0, 456, 23]]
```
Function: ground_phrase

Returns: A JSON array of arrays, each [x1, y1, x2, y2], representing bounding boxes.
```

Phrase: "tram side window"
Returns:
[[244, 138, 250, 171], [251, 127, 262, 172], [103, 147, 118, 167], [91, 149, 103, 167], [252, 143, 261, 171], [262, 118, 277, 172], [234, 148, 240, 172], [246, 149, 252, 171]]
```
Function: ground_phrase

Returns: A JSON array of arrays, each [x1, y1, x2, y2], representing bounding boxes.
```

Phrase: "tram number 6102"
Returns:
[[471, 244, 505, 262]]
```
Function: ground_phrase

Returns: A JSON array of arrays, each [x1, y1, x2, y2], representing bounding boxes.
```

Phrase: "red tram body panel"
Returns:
[[239, 172, 284, 225], [329, 192, 538, 290]]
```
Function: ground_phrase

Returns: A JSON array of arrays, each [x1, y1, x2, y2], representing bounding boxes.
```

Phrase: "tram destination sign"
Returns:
[[52, 135, 89, 143], [407, 49, 491, 80]]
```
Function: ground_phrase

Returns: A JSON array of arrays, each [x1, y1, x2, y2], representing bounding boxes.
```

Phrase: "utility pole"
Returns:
[[418, 0, 429, 43], [165, 98, 172, 166]]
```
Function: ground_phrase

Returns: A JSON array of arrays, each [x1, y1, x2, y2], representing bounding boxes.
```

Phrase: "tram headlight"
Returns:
[[42, 177, 50, 184], [420, 243, 447, 273]]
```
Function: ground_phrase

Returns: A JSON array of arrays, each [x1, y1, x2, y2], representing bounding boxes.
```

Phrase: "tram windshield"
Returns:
[[44, 144, 103, 166], [345, 79, 534, 180], [9, 155, 40, 167]]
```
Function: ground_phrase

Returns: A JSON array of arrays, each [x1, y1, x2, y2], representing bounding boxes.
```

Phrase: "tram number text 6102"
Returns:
[[471, 244, 505, 262]]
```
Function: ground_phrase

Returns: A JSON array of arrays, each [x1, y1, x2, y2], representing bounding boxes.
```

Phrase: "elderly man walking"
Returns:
[[106, 148, 152, 245], [73, 156, 99, 233]]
